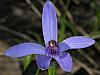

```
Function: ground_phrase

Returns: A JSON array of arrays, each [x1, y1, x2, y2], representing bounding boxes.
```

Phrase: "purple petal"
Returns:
[[42, 1, 57, 45], [54, 53, 73, 72], [62, 36, 95, 49], [59, 43, 70, 52], [36, 55, 52, 70], [5, 43, 46, 58]]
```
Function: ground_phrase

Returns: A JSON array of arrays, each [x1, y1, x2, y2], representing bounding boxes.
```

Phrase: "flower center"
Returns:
[[46, 40, 59, 56]]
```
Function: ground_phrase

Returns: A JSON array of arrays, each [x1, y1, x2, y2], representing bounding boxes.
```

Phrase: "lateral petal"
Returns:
[[5, 43, 46, 58], [36, 55, 52, 70], [54, 53, 73, 72], [62, 36, 95, 49]]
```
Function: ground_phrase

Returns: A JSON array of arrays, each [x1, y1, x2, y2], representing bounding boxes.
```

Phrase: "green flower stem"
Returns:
[[35, 68, 40, 75], [48, 61, 56, 75]]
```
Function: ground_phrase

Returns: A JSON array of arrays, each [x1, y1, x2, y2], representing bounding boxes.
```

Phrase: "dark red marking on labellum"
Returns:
[[47, 40, 59, 55]]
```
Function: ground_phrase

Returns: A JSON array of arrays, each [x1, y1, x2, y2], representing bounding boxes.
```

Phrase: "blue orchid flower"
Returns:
[[5, 1, 95, 72]]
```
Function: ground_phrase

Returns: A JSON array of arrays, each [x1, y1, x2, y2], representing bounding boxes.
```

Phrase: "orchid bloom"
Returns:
[[5, 1, 95, 72]]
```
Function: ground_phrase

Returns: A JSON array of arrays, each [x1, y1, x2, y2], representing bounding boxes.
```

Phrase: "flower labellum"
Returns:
[[5, 1, 95, 72], [46, 40, 59, 56]]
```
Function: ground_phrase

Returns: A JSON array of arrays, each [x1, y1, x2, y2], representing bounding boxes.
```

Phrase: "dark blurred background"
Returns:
[[0, 0, 100, 75]]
